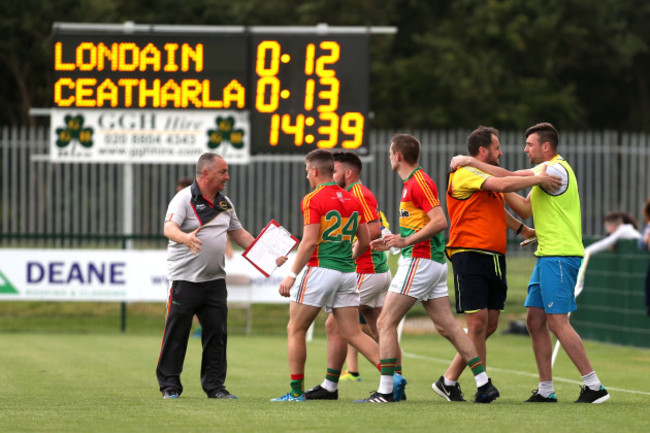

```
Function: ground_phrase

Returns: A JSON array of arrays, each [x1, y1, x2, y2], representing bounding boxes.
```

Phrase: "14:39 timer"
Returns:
[[253, 39, 366, 151]]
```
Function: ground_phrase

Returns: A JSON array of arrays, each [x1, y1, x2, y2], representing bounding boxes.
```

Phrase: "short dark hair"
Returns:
[[644, 198, 650, 223], [467, 126, 499, 156], [176, 176, 193, 189], [525, 122, 559, 150], [305, 149, 334, 176], [332, 151, 362, 174], [391, 134, 420, 164], [604, 211, 638, 230]]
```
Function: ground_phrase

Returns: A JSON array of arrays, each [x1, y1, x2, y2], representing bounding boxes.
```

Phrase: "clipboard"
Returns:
[[242, 219, 299, 277]]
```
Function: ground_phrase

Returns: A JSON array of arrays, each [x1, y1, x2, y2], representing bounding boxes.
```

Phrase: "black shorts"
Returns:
[[450, 251, 507, 313]]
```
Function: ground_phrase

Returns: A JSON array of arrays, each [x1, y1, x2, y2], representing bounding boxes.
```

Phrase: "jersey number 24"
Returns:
[[322, 210, 359, 242]]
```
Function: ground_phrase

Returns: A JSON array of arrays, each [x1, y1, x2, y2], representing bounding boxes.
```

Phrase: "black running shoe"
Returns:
[[575, 385, 610, 404], [304, 385, 338, 400], [208, 389, 237, 399], [524, 389, 557, 402], [473, 378, 500, 403], [162, 390, 179, 399], [432, 376, 465, 402], [353, 391, 395, 403]]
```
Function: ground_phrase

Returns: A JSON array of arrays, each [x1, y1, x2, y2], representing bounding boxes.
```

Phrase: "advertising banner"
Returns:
[[50, 109, 250, 164], [0, 249, 291, 303]]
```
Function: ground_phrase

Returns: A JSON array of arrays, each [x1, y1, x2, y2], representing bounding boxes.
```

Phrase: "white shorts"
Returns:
[[291, 266, 358, 309], [389, 256, 449, 301], [357, 271, 391, 309]]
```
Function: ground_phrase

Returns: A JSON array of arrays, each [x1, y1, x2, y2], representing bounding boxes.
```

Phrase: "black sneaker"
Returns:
[[524, 389, 558, 402], [473, 378, 500, 403], [304, 385, 338, 400], [162, 390, 179, 399], [432, 376, 465, 402], [353, 391, 395, 403], [208, 389, 238, 399], [575, 385, 610, 403]]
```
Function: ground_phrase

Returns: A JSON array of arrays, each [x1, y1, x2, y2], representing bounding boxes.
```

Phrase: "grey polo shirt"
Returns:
[[164, 182, 243, 283]]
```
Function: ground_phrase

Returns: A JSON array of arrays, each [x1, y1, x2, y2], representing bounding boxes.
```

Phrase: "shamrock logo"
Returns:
[[55, 115, 94, 148], [207, 116, 244, 150]]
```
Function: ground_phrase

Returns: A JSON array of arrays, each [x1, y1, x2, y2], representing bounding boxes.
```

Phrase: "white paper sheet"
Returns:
[[243, 221, 297, 277]]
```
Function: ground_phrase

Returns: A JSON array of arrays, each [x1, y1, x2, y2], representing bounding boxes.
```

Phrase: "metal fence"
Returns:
[[1, 126, 649, 247]]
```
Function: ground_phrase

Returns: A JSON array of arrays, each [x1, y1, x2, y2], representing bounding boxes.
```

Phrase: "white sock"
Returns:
[[443, 376, 458, 387], [538, 381, 554, 397], [474, 372, 488, 388], [321, 379, 337, 392], [582, 371, 602, 391], [377, 374, 393, 394]]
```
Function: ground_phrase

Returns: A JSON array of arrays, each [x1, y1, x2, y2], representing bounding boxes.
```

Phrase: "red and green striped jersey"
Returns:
[[301, 182, 367, 272], [347, 181, 390, 274], [399, 167, 446, 264]]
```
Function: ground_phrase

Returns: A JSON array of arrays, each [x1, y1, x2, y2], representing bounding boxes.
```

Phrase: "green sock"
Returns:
[[467, 357, 485, 375], [325, 368, 341, 383], [290, 374, 304, 397], [380, 358, 397, 376], [395, 365, 402, 375]]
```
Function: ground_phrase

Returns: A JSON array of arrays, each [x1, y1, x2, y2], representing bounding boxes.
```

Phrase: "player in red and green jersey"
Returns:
[[304, 151, 393, 400], [272, 149, 381, 402], [299, 182, 360, 273], [396, 162, 447, 263], [359, 134, 499, 404], [349, 180, 390, 275]]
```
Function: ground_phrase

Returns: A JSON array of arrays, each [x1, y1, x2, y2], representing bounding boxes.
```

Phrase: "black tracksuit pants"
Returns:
[[156, 279, 228, 396]]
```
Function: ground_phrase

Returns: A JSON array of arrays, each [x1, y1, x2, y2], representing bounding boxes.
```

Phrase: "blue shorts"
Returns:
[[525, 256, 582, 314]]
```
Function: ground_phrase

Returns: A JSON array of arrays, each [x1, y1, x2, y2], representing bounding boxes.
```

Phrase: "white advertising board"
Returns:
[[49, 109, 250, 164], [0, 249, 292, 303]]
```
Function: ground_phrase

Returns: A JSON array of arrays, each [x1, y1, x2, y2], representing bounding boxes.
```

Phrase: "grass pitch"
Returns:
[[1, 253, 646, 432], [1, 332, 648, 433]]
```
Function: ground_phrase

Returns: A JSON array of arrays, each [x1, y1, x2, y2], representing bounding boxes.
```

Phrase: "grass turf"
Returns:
[[0, 332, 648, 433], [1, 252, 646, 431]]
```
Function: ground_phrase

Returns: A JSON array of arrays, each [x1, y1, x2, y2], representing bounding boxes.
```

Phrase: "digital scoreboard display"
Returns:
[[52, 25, 370, 155]]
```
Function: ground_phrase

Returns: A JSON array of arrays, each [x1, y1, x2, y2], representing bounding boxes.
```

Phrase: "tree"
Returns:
[[370, 0, 650, 131]]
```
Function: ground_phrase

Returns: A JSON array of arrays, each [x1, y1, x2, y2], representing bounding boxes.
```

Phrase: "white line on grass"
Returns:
[[403, 351, 650, 396]]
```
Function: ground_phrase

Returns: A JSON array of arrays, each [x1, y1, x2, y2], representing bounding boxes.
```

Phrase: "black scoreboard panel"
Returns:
[[249, 34, 369, 153], [53, 27, 370, 155]]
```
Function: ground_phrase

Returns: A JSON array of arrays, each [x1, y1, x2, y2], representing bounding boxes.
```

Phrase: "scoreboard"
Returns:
[[52, 24, 370, 160]]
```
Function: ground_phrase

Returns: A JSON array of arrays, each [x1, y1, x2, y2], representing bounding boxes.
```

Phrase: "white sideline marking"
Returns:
[[402, 351, 650, 396]]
